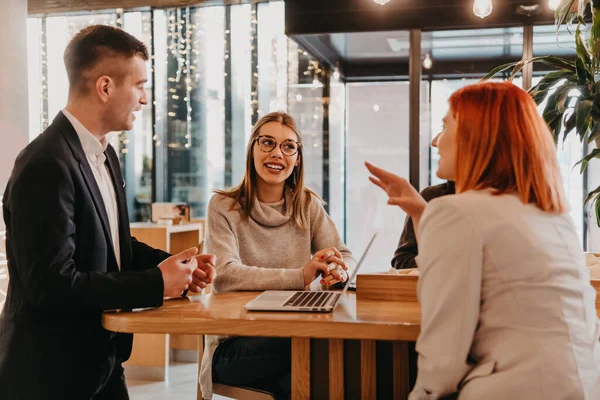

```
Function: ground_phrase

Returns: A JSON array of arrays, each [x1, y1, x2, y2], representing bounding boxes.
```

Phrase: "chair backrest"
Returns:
[[189, 218, 206, 241], [196, 334, 275, 400]]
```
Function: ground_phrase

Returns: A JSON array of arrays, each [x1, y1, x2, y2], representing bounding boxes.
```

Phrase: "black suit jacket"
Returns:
[[0, 112, 170, 399]]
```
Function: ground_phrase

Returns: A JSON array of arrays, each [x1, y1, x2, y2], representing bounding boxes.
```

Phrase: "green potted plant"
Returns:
[[484, 0, 600, 225]]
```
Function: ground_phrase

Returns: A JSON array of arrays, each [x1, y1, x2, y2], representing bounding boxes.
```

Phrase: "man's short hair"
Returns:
[[64, 24, 149, 92]]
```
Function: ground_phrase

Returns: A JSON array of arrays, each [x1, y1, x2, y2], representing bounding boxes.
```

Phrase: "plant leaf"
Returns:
[[596, 193, 600, 227], [481, 61, 519, 81], [576, 57, 588, 84], [564, 108, 577, 135], [536, 56, 577, 71], [588, 121, 600, 143], [574, 147, 600, 173], [594, 188, 600, 228], [483, 56, 576, 82], [547, 110, 564, 143], [585, 184, 600, 205], [530, 70, 577, 93], [555, 0, 579, 28], [590, 93, 600, 120], [575, 24, 593, 67], [575, 99, 593, 139]]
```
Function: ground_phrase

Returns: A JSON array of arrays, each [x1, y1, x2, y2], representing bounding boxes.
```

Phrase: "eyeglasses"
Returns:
[[254, 135, 301, 156]]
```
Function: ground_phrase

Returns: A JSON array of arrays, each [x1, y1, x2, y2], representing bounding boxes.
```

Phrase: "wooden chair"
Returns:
[[194, 280, 275, 400], [193, 224, 274, 399], [189, 218, 206, 242], [196, 335, 276, 400]]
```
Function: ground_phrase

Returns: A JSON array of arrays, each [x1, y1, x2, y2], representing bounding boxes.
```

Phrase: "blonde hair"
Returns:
[[215, 111, 319, 228], [449, 82, 566, 213]]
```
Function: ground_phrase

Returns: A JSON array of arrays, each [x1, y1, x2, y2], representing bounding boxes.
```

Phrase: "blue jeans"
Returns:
[[212, 337, 291, 399]]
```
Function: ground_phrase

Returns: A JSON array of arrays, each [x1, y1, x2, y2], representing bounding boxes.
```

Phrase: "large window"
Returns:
[[153, 3, 289, 218], [287, 41, 325, 197], [257, 1, 287, 116], [345, 82, 411, 273], [27, 11, 154, 221], [27, 6, 596, 251], [28, 3, 288, 221], [329, 71, 345, 234], [153, 7, 226, 218]]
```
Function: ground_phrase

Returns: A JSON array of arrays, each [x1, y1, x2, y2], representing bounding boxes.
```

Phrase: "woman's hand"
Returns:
[[321, 263, 348, 287], [302, 247, 348, 286], [365, 162, 427, 220]]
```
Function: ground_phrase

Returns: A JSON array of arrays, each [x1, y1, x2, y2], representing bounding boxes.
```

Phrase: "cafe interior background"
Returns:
[[2, 0, 600, 398]]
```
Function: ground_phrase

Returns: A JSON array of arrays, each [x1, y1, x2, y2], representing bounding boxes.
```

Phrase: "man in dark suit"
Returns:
[[0, 25, 216, 399]]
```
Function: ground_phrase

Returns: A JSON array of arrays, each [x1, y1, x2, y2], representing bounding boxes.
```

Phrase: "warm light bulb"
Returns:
[[423, 54, 433, 69], [333, 68, 340, 80], [548, 0, 561, 10], [473, 0, 493, 18], [372, 0, 390, 4]]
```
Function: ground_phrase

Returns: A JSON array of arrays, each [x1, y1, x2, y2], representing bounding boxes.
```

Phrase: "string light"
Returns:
[[250, 4, 259, 123], [115, 8, 129, 157], [40, 18, 49, 130], [165, 8, 194, 150], [34, 4, 291, 174], [184, 8, 192, 149]]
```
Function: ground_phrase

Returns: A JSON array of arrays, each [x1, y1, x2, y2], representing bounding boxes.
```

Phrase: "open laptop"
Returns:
[[244, 234, 376, 312]]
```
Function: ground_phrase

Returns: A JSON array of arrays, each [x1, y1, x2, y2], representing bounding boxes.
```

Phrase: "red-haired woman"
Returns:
[[367, 82, 600, 399]]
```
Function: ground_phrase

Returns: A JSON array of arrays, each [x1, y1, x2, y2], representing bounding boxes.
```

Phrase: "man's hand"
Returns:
[[158, 247, 198, 297], [187, 254, 217, 293]]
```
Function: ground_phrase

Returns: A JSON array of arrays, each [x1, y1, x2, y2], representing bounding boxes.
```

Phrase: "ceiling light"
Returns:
[[373, 0, 391, 5], [473, 0, 493, 18]]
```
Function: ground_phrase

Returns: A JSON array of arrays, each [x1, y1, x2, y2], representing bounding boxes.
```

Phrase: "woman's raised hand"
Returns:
[[365, 162, 427, 220]]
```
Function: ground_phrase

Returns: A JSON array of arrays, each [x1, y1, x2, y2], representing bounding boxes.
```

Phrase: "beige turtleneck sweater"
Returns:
[[199, 190, 355, 399]]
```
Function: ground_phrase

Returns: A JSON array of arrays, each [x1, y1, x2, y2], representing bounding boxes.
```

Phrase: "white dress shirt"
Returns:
[[62, 109, 121, 270], [410, 190, 600, 400]]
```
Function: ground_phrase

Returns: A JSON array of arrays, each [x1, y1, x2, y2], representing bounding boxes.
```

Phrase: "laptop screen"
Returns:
[[339, 233, 377, 296]]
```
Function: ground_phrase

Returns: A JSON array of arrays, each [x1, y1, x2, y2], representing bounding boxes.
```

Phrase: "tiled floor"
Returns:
[[128, 363, 229, 400]]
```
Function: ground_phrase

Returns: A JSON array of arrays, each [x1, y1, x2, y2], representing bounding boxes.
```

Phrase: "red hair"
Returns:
[[449, 81, 566, 213]]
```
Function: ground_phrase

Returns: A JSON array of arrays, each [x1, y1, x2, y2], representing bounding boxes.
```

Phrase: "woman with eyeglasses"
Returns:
[[367, 82, 600, 399], [199, 111, 355, 399]]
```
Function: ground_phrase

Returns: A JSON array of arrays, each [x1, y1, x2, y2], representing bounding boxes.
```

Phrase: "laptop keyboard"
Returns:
[[283, 291, 339, 308]]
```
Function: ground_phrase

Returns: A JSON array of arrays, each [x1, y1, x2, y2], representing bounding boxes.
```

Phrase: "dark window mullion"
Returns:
[[224, 6, 233, 188], [322, 68, 331, 212]]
